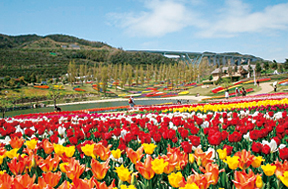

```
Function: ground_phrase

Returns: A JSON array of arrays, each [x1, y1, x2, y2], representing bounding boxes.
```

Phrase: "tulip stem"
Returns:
[[214, 145, 220, 165]]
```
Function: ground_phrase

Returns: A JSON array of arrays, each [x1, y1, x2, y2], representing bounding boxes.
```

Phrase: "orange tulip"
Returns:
[[7, 158, 27, 175], [232, 169, 258, 189], [234, 149, 255, 170], [179, 170, 212, 189], [94, 179, 116, 189], [9, 136, 24, 149], [93, 142, 112, 161], [160, 155, 177, 174], [126, 146, 144, 164], [13, 174, 36, 189], [43, 171, 62, 187], [135, 155, 155, 180], [71, 178, 95, 189], [167, 145, 188, 170], [91, 158, 110, 180], [60, 158, 85, 180], [0, 172, 14, 189], [199, 163, 224, 185], [38, 154, 61, 172], [31, 177, 53, 189], [42, 139, 54, 154], [194, 148, 214, 167], [274, 159, 288, 178], [57, 180, 71, 189]]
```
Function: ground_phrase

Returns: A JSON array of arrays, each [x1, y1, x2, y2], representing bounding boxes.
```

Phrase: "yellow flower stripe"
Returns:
[[163, 99, 288, 113]]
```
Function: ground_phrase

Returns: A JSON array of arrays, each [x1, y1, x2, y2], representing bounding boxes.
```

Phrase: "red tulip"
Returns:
[[207, 132, 222, 146]]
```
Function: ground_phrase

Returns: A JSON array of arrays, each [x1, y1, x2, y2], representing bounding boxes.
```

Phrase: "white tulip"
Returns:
[[58, 138, 66, 145], [0, 136, 11, 145], [243, 132, 252, 141], [262, 139, 277, 153]]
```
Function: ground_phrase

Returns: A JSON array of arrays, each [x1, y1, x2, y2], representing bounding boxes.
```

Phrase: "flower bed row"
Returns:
[[209, 92, 288, 103], [0, 98, 288, 188], [74, 88, 86, 92], [34, 85, 49, 89]]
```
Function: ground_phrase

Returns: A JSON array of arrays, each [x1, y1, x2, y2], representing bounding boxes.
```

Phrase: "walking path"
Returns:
[[48, 95, 210, 107], [250, 82, 274, 95]]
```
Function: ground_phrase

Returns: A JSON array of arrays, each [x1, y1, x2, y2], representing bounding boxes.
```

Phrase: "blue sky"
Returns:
[[1, 0, 288, 62]]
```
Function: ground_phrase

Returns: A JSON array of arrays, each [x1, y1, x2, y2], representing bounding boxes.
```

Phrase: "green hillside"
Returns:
[[0, 34, 176, 78], [0, 33, 111, 49]]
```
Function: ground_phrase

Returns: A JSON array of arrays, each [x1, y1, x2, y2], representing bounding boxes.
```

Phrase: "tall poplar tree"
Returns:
[[135, 65, 139, 85], [140, 65, 144, 86], [101, 66, 108, 97]]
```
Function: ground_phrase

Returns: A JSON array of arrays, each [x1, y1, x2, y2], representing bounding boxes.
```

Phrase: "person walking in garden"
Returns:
[[225, 89, 229, 99], [273, 84, 277, 92], [242, 87, 247, 96], [128, 96, 135, 108], [272, 81, 277, 92], [235, 87, 240, 97]]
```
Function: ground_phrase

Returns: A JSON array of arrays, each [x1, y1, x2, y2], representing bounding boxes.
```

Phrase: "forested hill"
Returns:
[[0, 34, 111, 49], [0, 33, 176, 78]]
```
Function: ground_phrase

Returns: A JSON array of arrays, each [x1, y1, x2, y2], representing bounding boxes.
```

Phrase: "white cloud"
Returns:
[[198, 0, 288, 38], [108, 0, 204, 37], [108, 0, 288, 38]]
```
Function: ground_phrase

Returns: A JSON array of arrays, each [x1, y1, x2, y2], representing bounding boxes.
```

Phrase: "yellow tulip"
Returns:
[[54, 144, 75, 157], [256, 175, 263, 188], [5, 148, 19, 159], [217, 148, 227, 160], [114, 165, 132, 182], [279, 171, 288, 187], [0, 155, 5, 165], [180, 183, 199, 189], [189, 153, 195, 163], [0, 170, 6, 175], [142, 143, 157, 155], [120, 185, 136, 189], [168, 172, 183, 188], [81, 144, 95, 158], [64, 146, 75, 157], [111, 149, 122, 159], [261, 164, 276, 176], [54, 144, 65, 156], [151, 158, 168, 174], [223, 156, 239, 170], [25, 139, 38, 150], [252, 156, 265, 168]]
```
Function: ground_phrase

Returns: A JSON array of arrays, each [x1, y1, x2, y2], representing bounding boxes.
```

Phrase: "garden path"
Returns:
[[250, 81, 274, 95]]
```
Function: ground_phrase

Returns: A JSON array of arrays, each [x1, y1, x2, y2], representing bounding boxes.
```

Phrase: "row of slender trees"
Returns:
[[67, 61, 203, 95]]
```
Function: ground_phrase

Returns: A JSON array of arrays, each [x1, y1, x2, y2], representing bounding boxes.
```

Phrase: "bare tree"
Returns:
[[48, 87, 61, 108], [67, 61, 77, 86]]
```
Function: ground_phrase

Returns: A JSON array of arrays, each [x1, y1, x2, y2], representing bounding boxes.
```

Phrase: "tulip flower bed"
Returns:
[[34, 85, 49, 89], [74, 87, 86, 92], [1, 98, 288, 188]]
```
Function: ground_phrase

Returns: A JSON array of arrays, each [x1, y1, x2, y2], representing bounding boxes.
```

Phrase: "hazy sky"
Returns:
[[1, 0, 287, 62]]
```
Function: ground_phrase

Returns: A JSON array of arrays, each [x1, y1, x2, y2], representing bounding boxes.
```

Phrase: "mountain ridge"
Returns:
[[0, 33, 112, 50]]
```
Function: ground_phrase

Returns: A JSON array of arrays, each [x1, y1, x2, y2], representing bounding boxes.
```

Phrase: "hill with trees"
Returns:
[[0, 33, 176, 79]]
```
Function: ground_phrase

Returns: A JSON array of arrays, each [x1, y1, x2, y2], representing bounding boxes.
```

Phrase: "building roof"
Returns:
[[211, 65, 255, 74]]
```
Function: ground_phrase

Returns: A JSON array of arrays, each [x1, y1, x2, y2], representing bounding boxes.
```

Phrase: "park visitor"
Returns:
[[225, 90, 229, 99], [128, 96, 135, 108], [235, 87, 240, 97], [242, 87, 247, 96]]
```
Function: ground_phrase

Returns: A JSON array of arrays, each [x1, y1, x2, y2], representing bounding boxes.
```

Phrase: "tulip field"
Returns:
[[1, 94, 288, 188]]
